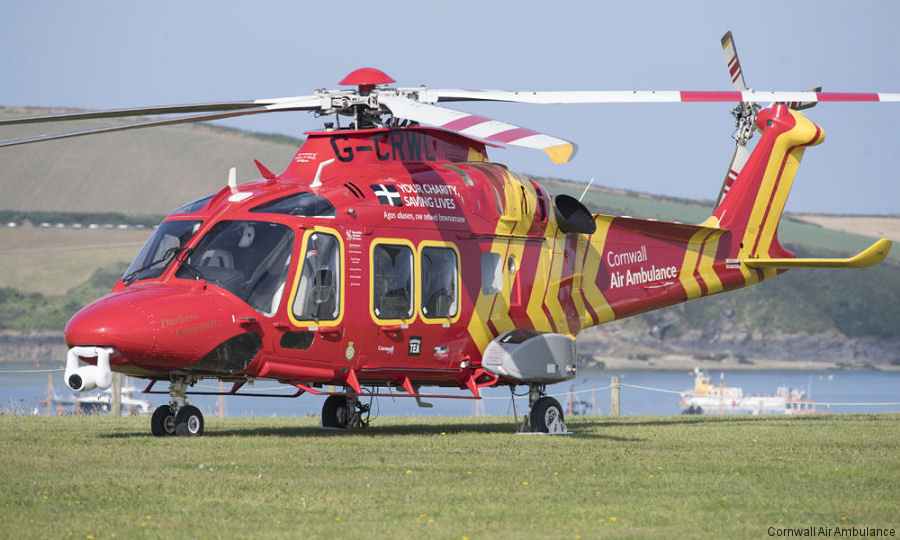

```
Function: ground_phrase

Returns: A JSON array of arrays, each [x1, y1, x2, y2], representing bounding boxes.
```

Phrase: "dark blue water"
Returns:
[[2, 363, 898, 418]]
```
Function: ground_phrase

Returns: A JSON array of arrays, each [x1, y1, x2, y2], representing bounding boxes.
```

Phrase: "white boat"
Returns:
[[46, 385, 152, 415], [680, 368, 823, 415]]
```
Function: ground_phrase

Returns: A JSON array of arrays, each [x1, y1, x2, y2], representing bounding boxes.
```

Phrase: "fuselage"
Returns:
[[64, 120, 796, 392]]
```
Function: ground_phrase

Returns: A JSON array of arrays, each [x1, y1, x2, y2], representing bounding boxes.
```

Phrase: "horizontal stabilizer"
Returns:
[[742, 238, 892, 269]]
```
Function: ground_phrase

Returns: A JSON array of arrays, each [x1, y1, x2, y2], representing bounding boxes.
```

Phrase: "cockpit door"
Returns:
[[276, 227, 347, 367]]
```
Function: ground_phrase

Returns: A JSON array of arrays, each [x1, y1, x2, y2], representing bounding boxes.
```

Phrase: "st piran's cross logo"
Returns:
[[370, 184, 403, 206]]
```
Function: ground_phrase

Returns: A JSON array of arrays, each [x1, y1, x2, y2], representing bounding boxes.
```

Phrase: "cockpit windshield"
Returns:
[[174, 220, 294, 316], [123, 220, 201, 285]]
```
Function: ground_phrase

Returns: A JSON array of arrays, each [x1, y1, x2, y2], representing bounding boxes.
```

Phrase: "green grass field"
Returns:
[[1, 414, 898, 539]]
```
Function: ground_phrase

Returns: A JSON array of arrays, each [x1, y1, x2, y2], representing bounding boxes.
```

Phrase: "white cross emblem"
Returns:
[[370, 184, 403, 207]]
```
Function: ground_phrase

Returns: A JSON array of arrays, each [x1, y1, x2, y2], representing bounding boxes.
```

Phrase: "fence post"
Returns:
[[610, 376, 620, 416], [110, 372, 122, 417]]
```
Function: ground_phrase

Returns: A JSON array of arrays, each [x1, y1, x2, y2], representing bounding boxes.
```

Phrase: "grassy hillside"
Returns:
[[0, 263, 127, 333], [0, 107, 303, 215], [1, 415, 898, 539], [0, 228, 148, 295]]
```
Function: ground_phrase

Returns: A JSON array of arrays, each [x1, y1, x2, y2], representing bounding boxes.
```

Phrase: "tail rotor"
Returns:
[[715, 31, 760, 209], [714, 31, 822, 210]]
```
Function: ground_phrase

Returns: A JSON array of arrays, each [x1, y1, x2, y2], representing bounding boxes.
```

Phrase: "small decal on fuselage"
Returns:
[[408, 336, 422, 356], [370, 184, 403, 206], [329, 131, 437, 163], [605, 244, 678, 290]]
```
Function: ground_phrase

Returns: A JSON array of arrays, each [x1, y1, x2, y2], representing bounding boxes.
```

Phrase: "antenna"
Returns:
[[227, 166, 251, 202], [311, 158, 336, 188], [579, 177, 595, 202], [228, 167, 237, 193]]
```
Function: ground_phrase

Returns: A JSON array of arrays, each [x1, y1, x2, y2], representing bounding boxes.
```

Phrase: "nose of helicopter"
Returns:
[[65, 283, 257, 373]]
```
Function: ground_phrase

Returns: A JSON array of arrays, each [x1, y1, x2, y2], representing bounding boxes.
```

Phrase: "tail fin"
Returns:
[[704, 104, 824, 261]]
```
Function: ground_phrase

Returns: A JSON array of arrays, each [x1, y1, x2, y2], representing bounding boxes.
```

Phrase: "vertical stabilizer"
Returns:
[[708, 104, 824, 261]]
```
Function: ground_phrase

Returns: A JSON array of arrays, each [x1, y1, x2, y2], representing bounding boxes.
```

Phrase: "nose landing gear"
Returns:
[[150, 376, 204, 437]]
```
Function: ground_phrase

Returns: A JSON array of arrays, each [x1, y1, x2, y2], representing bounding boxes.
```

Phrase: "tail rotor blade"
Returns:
[[787, 87, 823, 111], [714, 142, 751, 209], [721, 31, 748, 92]]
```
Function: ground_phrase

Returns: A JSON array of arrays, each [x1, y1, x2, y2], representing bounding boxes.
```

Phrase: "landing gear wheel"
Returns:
[[151, 405, 176, 436], [322, 395, 350, 428], [530, 396, 566, 433], [174, 405, 204, 436]]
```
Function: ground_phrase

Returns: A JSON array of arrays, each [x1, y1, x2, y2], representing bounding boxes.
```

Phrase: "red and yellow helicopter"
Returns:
[[1, 33, 894, 435]]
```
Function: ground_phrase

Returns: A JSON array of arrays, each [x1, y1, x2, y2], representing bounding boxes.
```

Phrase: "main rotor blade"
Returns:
[[721, 31, 748, 92], [0, 103, 257, 127], [0, 97, 320, 148], [421, 89, 900, 104], [379, 94, 577, 163]]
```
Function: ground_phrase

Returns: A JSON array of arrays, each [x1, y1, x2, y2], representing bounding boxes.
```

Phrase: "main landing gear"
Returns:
[[520, 384, 568, 434], [150, 377, 204, 437], [321, 392, 370, 429]]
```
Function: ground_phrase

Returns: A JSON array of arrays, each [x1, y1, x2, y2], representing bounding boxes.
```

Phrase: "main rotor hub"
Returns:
[[339, 67, 396, 95]]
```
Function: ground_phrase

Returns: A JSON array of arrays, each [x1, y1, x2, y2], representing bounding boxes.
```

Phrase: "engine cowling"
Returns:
[[482, 329, 576, 383]]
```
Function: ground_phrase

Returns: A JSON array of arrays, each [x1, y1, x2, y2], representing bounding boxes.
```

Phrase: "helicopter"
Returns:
[[0, 32, 894, 436]]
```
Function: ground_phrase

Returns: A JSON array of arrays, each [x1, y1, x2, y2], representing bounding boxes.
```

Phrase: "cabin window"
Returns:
[[421, 246, 458, 319], [292, 232, 341, 321], [175, 220, 294, 317], [481, 252, 503, 295], [171, 194, 214, 215], [123, 220, 201, 285], [372, 244, 414, 320], [280, 331, 314, 350], [250, 192, 335, 218]]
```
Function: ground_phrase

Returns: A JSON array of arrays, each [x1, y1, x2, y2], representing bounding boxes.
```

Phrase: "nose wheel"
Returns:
[[174, 405, 205, 436], [150, 405, 176, 436], [150, 377, 205, 437]]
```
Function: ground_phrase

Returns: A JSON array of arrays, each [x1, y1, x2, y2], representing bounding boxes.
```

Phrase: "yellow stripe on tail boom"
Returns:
[[742, 238, 892, 269]]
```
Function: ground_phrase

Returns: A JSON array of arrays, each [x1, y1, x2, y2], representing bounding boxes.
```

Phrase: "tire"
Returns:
[[174, 405, 204, 436], [321, 395, 349, 428], [151, 405, 176, 437], [529, 396, 565, 433]]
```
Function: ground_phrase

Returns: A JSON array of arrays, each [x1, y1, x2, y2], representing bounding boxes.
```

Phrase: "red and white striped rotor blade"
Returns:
[[421, 89, 900, 105], [715, 142, 752, 209], [721, 31, 748, 92], [379, 94, 577, 163]]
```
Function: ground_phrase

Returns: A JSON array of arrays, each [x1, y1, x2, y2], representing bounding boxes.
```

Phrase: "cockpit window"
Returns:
[[250, 192, 335, 217], [123, 220, 201, 285], [292, 232, 341, 321], [171, 194, 214, 214], [175, 221, 294, 317]]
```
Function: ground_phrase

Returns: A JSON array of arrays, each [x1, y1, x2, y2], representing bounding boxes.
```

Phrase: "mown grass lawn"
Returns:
[[1, 414, 897, 539]]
